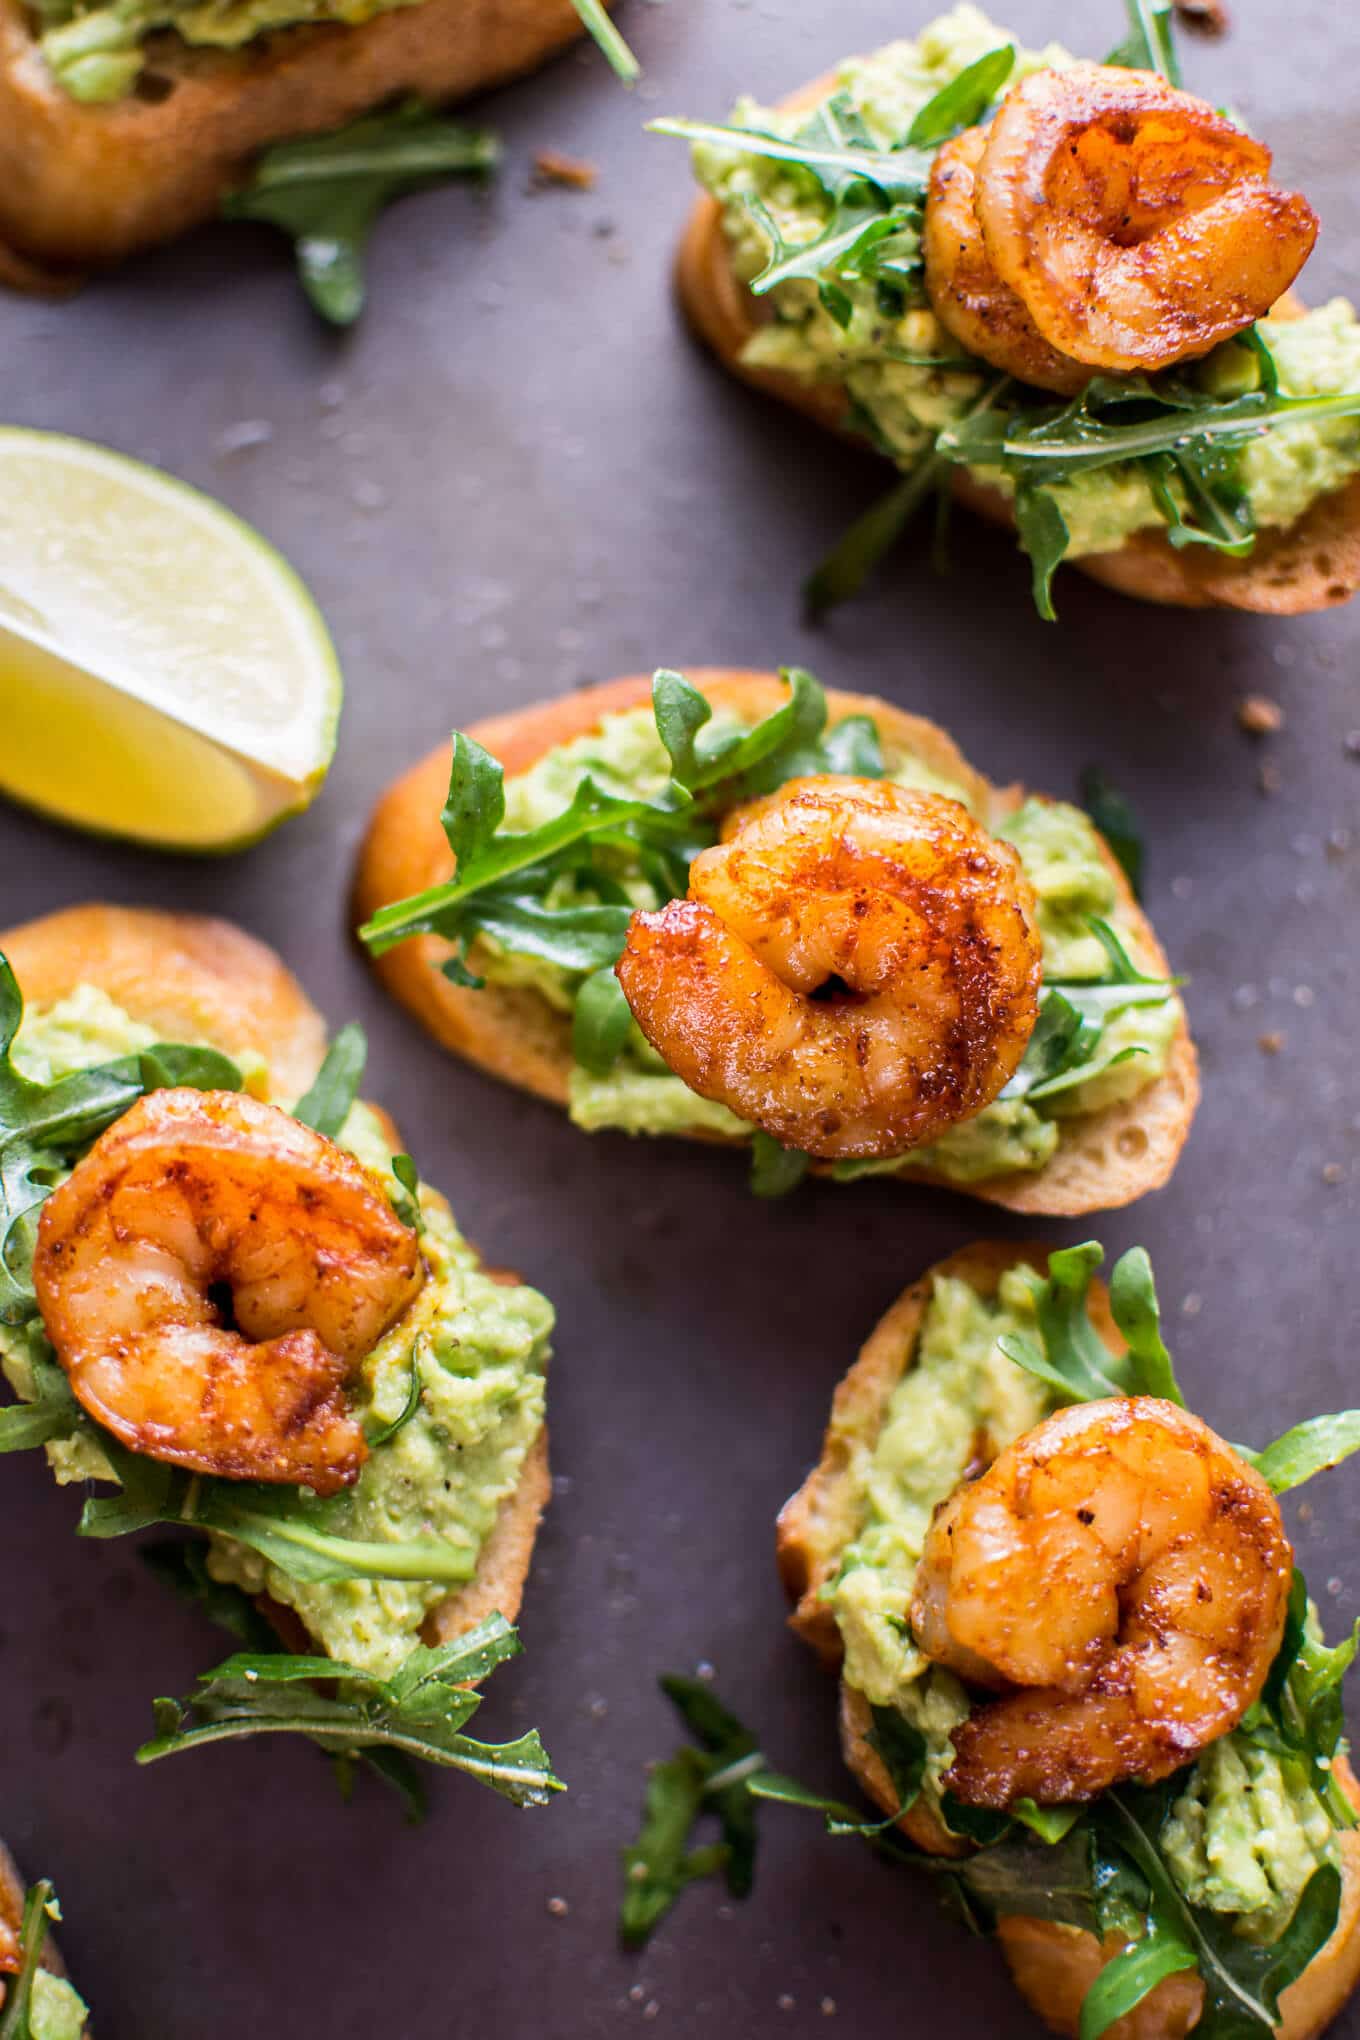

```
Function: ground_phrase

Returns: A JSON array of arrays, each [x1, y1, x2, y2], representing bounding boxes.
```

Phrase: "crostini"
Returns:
[[356, 666, 1198, 1214], [0, 0, 622, 284], [0, 1844, 88, 2039], [780, 1239, 1360, 2038], [663, 3, 1360, 615], [0, 903, 558, 1803]]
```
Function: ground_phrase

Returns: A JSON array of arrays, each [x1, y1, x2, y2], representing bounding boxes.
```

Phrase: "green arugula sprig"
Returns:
[[137, 1612, 563, 1808], [224, 102, 501, 325], [0, 955, 243, 1327], [0, 1881, 69, 2040], [653, 44, 1013, 333], [570, 0, 639, 83]]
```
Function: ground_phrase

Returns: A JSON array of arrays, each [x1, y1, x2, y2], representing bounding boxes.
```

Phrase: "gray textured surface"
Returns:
[[2, 1, 1360, 2033]]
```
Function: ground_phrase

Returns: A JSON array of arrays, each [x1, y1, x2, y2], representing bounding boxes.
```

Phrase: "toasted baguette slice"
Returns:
[[0, 0, 612, 279], [0, 901, 549, 1644], [777, 1241, 1360, 2039], [0, 1840, 86, 2032], [354, 668, 1198, 1216], [675, 77, 1360, 616]]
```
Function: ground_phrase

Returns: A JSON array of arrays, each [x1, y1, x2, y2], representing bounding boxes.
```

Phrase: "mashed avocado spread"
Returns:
[[29, 1971, 88, 2040], [32, 0, 417, 103], [825, 1269, 1340, 1938], [0, 987, 551, 1679], [481, 702, 1181, 1182], [691, 5, 1360, 558]]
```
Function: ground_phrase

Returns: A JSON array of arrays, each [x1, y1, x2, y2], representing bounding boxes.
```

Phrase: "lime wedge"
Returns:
[[0, 428, 342, 852]]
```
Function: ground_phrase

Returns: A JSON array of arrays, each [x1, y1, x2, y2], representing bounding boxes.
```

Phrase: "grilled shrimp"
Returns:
[[969, 64, 1318, 376], [924, 125, 1092, 396], [615, 777, 1042, 1160], [33, 1089, 423, 1496], [911, 1397, 1292, 1805]]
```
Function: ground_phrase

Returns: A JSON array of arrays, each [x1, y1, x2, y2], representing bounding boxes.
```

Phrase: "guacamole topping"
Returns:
[[479, 702, 1181, 1181], [0, 989, 551, 1679], [691, 5, 1360, 559], [31, 1970, 89, 2040], [825, 1269, 1340, 1936], [32, 0, 419, 102]]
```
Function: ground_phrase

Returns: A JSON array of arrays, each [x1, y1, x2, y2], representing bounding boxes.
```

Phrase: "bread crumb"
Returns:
[[778, 1997, 796, 2013], [1323, 1163, 1345, 1185], [547, 1896, 570, 1918], [1258, 1032, 1285, 1055], [1237, 694, 1283, 736], [1174, 0, 1229, 29], [821, 1999, 838, 2017], [1181, 1293, 1203, 1317], [643, 2003, 660, 2022], [535, 149, 598, 190]]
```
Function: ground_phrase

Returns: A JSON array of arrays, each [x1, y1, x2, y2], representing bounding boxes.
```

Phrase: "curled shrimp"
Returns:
[[33, 1088, 424, 1497], [615, 777, 1042, 1160], [911, 1397, 1292, 1805], [924, 125, 1092, 396], [967, 63, 1318, 377]]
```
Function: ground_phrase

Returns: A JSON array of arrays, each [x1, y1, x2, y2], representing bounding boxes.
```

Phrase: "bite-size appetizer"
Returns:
[[0, 904, 558, 1808], [0, 1847, 87, 2040], [781, 1240, 1360, 2037], [356, 667, 1197, 1213], [662, 2, 1360, 616]]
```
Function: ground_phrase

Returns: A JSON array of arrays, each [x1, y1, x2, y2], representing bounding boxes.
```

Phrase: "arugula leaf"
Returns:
[[223, 102, 500, 325], [137, 1614, 562, 1806], [999, 1241, 1186, 1406], [1014, 484, 1070, 620], [649, 114, 933, 200], [1106, 0, 1183, 82], [749, 1132, 810, 1199], [80, 1452, 479, 1587], [1252, 1413, 1360, 1496], [140, 1538, 279, 1651], [654, 667, 828, 801], [0, 1881, 61, 2040], [0, 1350, 81, 1454], [620, 1677, 771, 1947], [0, 954, 244, 1325], [1146, 448, 1256, 558], [1080, 770, 1145, 899], [389, 1153, 424, 1235], [804, 459, 946, 616], [1091, 1788, 1340, 2036], [570, 0, 639, 82], [1079, 1921, 1198, 2040], [292, 1022, 367, 1139], [572, 966, 636, 1077], [907, 44, 1015, 144]]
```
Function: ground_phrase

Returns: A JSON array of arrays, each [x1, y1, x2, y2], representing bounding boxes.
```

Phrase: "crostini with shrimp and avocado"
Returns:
[[355, 666, 1197, 1215], [620, 1242, 1360, 2039], [0, 1846, 87, 2040], [0, 904, 559, 1816], [658, 1, 1360, 618]]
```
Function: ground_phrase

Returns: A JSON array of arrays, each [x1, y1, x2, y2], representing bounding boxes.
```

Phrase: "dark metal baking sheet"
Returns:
[[3, 1, 1359, 2032]]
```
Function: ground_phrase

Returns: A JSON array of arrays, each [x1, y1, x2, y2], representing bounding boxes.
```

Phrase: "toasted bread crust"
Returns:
[[676, 139, 1360, 614], [781, 1242, 1360, 2037], [0, 0, 611, 274], [353, 670, 1198, 1215], [0, 902, 549, 1651]]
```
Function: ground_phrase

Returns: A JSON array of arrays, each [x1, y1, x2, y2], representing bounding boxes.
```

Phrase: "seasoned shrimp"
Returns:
[[33, 1089, 423, 1496], [924, 126, 1091, 396], [911, 1397, 1292, 1805], [971, 64, 1317, 376], [615, 777, 1042, 1160]]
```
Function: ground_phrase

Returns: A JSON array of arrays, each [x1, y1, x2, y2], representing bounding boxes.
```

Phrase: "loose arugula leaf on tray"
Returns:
[[1080, 769, 1145, 898], [138, 1613, 563, 1808], [224, 102, 501, 326]]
